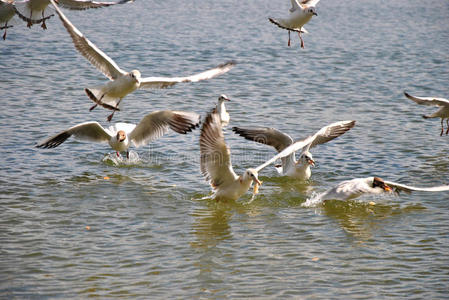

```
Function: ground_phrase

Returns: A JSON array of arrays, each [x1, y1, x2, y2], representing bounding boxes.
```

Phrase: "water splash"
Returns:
[[102, 150, 140, 166], [302, 191, 324, 207]]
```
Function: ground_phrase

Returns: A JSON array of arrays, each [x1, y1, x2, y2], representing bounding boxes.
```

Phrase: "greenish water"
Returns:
[[1, 0, 448, 298]]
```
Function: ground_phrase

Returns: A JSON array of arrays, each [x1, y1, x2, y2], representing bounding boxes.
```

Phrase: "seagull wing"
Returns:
[[255, 135, 315, 172], [57, 0, 133, 10], [232, 126, 293, 153], [384, 180, 449, 194], [50, 0, 126, 80], [139, 61, 236, 89], [128, 110, 200, 147], [404, 92, 449, 107], [200, 111, 238, 190], [301, 120, 356, 153], [300, 0, 320, 6], [36, 121, 112, 148], [290, 0, 301, 11]]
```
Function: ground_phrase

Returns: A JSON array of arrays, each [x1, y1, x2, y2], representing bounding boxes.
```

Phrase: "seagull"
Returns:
[[404, 91, 449, 136], [14, 0, 133, 29], [310, 177, 449, 202], [50, 0, 236, 122], [36, 110, 201, 159], [269, 0, 320, 48], [232, 120, 355, 181], [0, 0, 16, 40], [214, 94, 231, 126], [200, 110, 314, 202]]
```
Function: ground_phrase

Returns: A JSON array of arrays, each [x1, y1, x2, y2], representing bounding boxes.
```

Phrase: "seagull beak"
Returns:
[[313, 12, 317, 16], [308, 158, 315, 167], [383, 184, 392, 192]]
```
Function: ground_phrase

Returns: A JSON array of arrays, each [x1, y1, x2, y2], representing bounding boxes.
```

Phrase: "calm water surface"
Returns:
[[1, 0, 448, 298]]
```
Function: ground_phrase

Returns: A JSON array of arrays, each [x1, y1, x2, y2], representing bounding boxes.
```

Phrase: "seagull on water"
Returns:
[[404, 91, 449, 136], [309, 177, 449, 203], [50, 0, 236, 122], [36, 110, 200, 159], [269, 0, 320, 48], [232, 120, 355, 181], [0, 0, 16, 40], [14, 0, 133, 29], [200, 110, 314, 202], [214, 94, 231, 126]]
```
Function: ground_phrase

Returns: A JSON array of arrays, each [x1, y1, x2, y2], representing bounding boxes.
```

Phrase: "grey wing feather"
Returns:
[[36, 122, 111, 148], [303, 120, 356, 152], [129, 110, 200, 147], [49, 0, 125, 80], [139, 61, 236, 89], [58, 0, 133, 10], [404, 92, 449, 107], [384, 181, 449, 193], [232, 126, 293, 152]]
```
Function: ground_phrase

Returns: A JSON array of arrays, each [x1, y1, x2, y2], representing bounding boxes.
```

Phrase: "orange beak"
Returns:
[[308, 158, 315, 167], [384, 184, 392, 192]]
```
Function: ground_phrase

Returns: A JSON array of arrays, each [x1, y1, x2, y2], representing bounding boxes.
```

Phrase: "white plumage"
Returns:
[[233, 120, 356, 180], [50, 0, 236, 121], [200, 110, 314, 201], [312, 177, 449, 202], [404, 91, 449, 136], [269, 0, 320, 48], [36, 110, 200, 158]]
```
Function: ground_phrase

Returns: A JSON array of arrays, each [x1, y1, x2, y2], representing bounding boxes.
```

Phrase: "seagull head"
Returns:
[[218, 94, 231, 102], [307, 7, 317, 16], [129, 70, 141, 82], [116, 130, 126, 143], [244, 168, 262, 185], [372, 177, 392, 192], [298, 151, 315, 167]]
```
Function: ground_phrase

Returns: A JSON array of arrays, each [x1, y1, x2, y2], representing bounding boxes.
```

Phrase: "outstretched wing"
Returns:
[[200, 111, 238, 190], [36, 122, 111, 148], [50, 0, 126, 80], [384, 180, 449, 194], [255, 135, 314, 172], [301, 120, 356, 153], [232, 126, 293, 152], [139, 61, 236, 89], [58, 0, 133, 10], [129, 110, 200, 147], [404, 92, 449, 107]]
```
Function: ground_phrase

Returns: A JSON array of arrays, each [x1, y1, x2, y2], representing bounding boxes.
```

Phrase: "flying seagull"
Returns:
[[14, 0, 133, 29], [36, 110, 200, 159], [50, 0, 236, 121], [269, 0, 320, 48], [200, 110, 314, 201], [232, 120, 355, 180], [404, 91, 449, 136]]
